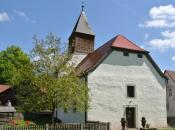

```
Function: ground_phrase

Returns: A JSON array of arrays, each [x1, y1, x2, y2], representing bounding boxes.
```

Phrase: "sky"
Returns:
[[0, 0, 175, 71]]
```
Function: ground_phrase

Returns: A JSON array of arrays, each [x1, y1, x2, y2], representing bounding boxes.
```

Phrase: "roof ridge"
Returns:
[[116, 34, 145, 51]]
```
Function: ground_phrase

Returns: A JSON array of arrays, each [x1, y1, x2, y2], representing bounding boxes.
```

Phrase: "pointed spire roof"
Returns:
[[71, 10, 94, 36]]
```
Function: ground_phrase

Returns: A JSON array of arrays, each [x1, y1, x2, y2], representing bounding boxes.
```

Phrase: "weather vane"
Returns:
[[81, 0, 85, 11]]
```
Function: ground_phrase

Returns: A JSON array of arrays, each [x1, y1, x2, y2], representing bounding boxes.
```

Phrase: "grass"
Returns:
[[157, 128, 175, 130]]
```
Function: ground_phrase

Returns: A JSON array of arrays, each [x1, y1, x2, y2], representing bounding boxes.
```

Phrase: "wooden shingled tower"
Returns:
[[68, 6, 95, 55]]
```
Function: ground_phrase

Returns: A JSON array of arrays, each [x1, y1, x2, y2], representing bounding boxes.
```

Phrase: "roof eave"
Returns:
[[146, 53, 168, 80]]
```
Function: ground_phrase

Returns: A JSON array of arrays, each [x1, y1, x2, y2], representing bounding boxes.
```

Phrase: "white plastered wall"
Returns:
[[87, 50, 167, 130], [69, 52, 87, 66]]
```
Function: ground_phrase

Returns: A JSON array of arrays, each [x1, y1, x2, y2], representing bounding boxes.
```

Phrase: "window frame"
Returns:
[[137, 54, 143, 58], [123, 52, 129, 56], [169, 89, 173, 97], [126, 84, 136, 98]]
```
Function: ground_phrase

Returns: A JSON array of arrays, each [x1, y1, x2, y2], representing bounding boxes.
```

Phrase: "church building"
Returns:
[[56, 7, 168, 130]]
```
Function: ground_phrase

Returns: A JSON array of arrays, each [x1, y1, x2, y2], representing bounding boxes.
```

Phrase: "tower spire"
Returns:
[[68, 1, 95, 56]]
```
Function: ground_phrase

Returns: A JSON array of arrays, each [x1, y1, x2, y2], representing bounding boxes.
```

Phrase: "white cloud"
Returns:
[[0, 12, 10, 22], [161, 30, 175, 38], [148, 30, 175, 51], [140, 5, 175, 28], [13, 10, 35, 23], [171, 56, 175, 61], [150, 5, 175, 19], [14, 10, 27, 17]]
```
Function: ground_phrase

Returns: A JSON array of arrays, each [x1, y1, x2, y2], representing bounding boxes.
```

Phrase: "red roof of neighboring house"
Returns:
[[77, 35, 147, 74], [164, 70, 175, 83], [0, 85, 11, 93]]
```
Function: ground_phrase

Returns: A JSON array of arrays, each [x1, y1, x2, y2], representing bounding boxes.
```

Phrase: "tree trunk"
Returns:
[[51, 103, 56, 124]]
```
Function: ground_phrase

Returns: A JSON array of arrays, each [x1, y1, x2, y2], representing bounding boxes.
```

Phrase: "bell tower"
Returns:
[[69, 6, 95, 56]]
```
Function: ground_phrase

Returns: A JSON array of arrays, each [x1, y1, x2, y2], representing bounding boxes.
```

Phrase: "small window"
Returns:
[[137, 54, 143, 58], [127, 86, 135, 98], [169, 89, 172, 97], [123, 52, 129, 56]]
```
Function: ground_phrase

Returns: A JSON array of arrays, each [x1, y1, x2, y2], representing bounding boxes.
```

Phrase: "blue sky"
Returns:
[[0, 0, 175, 71]]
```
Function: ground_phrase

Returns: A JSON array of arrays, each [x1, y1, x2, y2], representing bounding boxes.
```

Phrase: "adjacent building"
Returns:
[[164, 70, 175, 126]]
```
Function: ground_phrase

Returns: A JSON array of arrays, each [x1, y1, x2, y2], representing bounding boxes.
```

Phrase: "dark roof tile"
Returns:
[[71, 11, 94, 36]]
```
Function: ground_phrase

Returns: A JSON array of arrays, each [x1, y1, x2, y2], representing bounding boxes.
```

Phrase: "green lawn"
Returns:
[[157, 129, 175, 130]]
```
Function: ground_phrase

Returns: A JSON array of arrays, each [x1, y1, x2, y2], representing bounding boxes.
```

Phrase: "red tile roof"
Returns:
[[0, 85, 11, 93], [164, 70, 175, 83], [77, 35, 147, 74], [111, 35, 146, 51]]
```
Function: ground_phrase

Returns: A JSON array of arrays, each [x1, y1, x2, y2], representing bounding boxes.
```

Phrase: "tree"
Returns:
[[0, 45, 30, 85], [16, 33, 89, 123]]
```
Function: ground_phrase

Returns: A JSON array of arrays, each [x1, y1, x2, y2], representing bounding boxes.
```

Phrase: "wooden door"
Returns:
[[126, 107, 135, 128]]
